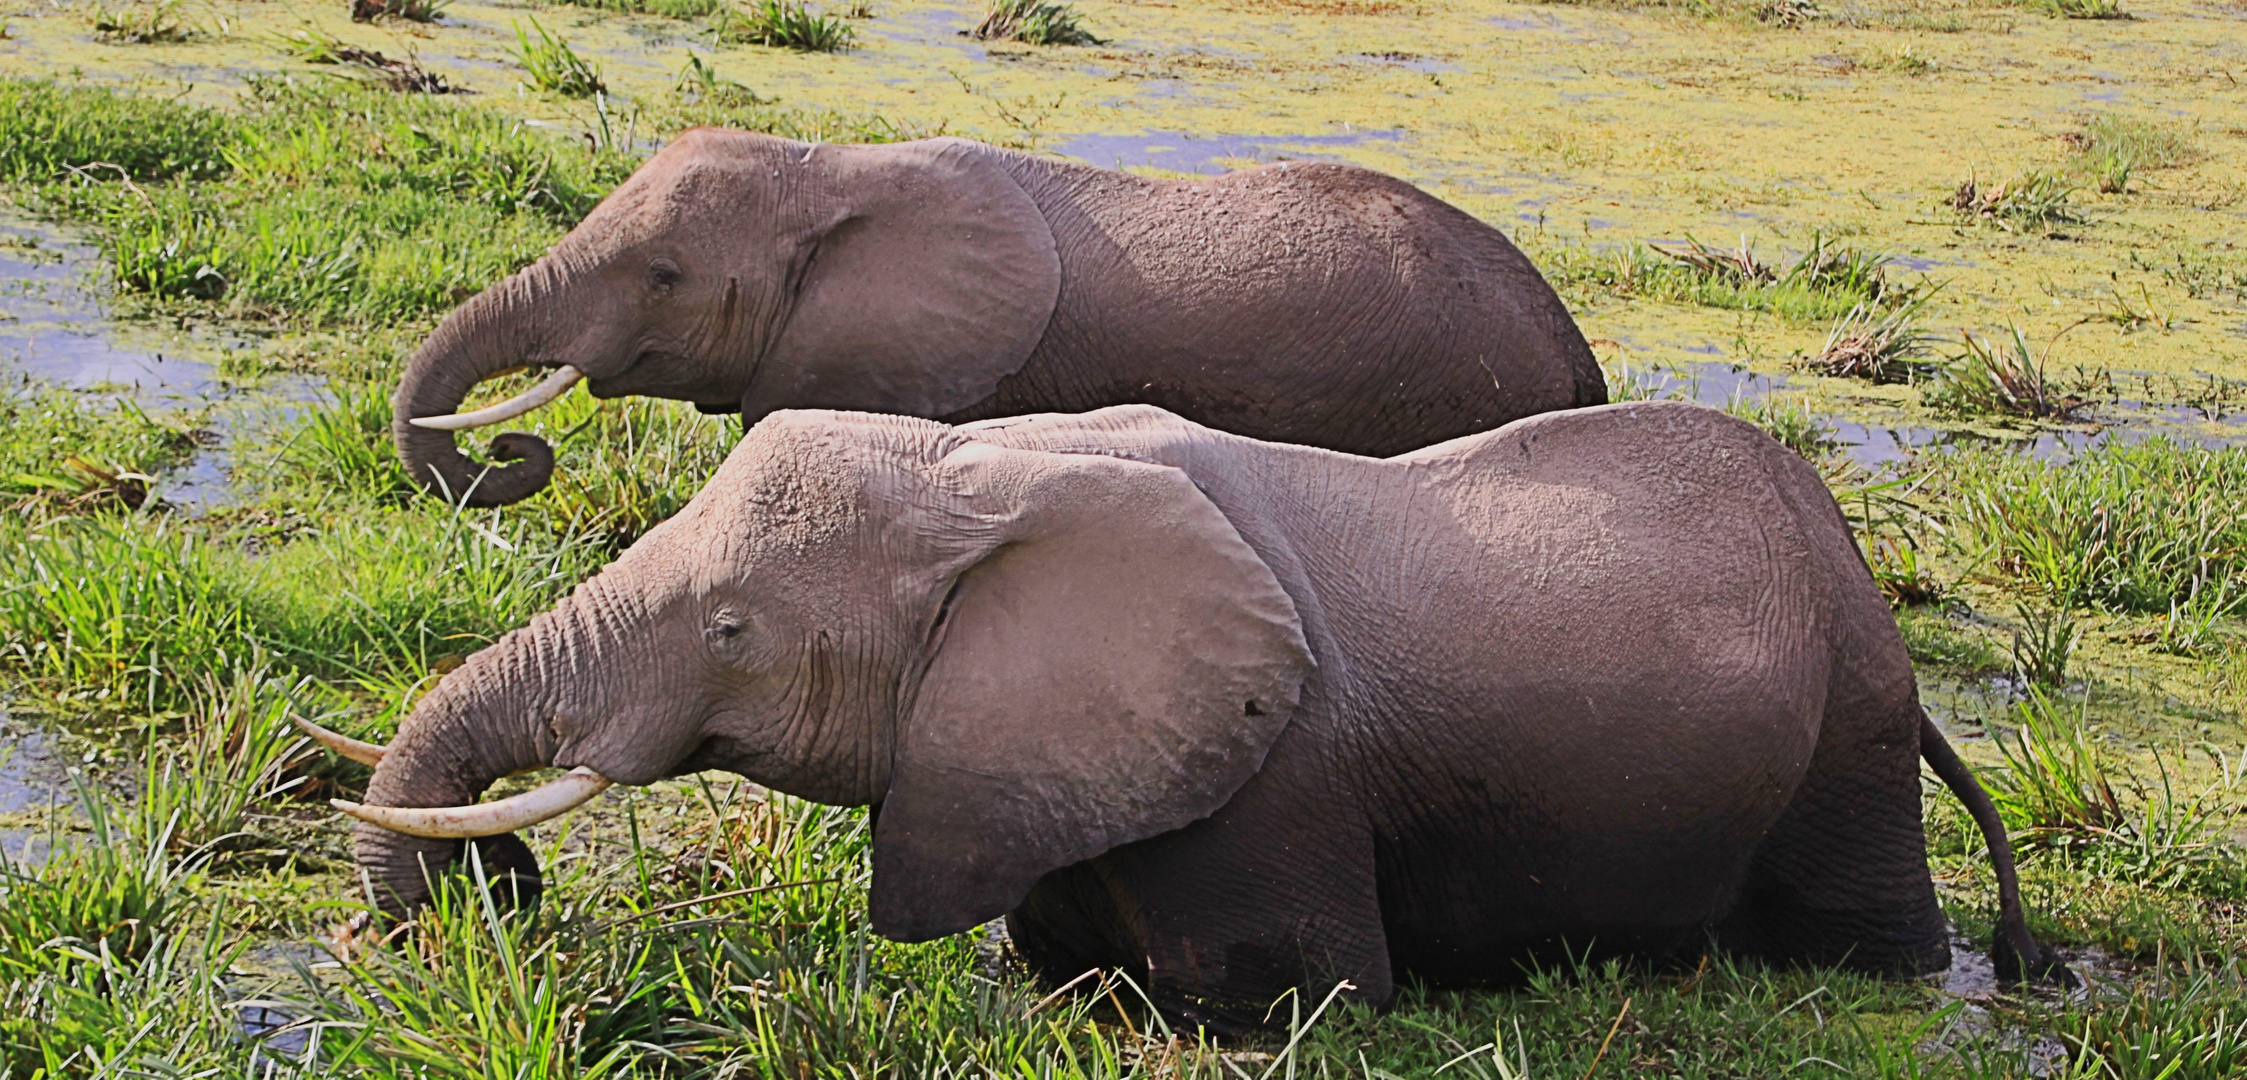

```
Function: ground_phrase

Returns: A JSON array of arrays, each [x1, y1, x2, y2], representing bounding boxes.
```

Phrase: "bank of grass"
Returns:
[[1938, 437, 2247, 617], [4, 746, 2244, 1076], [0, 75, 916, 330]]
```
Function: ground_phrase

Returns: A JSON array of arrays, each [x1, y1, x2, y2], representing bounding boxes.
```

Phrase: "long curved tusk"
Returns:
[[408, 365, 583, 431], [295, 716, 387, 768], [332, 767, 614, 839]]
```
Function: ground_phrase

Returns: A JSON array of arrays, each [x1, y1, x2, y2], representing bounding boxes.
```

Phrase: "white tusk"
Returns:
[[408, 365, 582, 431], [332, 766, 614, 839], [295, 716, 387, 768]]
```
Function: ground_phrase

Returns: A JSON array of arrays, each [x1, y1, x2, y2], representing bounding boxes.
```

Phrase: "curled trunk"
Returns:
[[353, 665, 554, 917], [392, 273, 558, 507]]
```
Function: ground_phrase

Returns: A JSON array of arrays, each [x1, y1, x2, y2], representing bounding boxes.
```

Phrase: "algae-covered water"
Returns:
[[7, 0, 2244, 382]]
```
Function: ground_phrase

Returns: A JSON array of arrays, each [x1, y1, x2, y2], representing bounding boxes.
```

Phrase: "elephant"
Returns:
[[392, 129, 1606, 507], [316, 400, 2068, 1023]]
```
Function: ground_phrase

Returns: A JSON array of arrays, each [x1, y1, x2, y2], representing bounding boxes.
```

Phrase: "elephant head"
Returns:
[[334, 412, 1310, 935], [393, 133, 1062, 506]]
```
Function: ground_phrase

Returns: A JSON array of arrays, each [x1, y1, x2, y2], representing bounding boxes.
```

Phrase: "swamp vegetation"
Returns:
[[0, 0, 2244, 1073]]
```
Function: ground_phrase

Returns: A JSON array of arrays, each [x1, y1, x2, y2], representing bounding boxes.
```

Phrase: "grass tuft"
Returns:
[[511, 18, 607, 99], [715, 0, 859, 50], [1804, 295, 1939, 381], [1923, 324, 2086, 419], [87, 0, 196, 43], [1985, 688, 2245, 890], [971, 0, 1102, 44], [1949, 170, 2083, 233], [2029, 0, 2126, 18], [557, 0, 727, 13], [351, 0, 454, 21], [1723, 392, 1834, 460], [2009, 602, 2080, 685], [2061, 115, 2198, 194]]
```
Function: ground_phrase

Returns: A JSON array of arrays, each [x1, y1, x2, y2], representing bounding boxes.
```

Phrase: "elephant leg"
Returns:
[[1008, 748, 1392, 1032], [1715, 690, 1950, 976]]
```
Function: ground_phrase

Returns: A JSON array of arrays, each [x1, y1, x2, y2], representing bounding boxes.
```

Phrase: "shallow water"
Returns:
[[0, 214, 325, 516], [0, 220, 217, 400], [0, 715, 74, 864]]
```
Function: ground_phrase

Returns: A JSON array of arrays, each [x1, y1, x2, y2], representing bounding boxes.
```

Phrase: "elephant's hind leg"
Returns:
[[1714, 692, 1951, 977]]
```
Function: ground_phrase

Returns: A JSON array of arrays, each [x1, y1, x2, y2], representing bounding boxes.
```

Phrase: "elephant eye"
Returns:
[[705, 616, 746, 648], [649, 259, 682, 294]]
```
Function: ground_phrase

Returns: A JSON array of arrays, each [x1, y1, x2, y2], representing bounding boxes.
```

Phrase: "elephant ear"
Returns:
[[870, 442, 1312, 942], [746, 138, 1061, 420]]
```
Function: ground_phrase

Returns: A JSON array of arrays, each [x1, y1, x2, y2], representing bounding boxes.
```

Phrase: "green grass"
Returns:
[[0, 506, 605, 715], [86, 0, 196, 44], [714, 0, 859, 51], [0, 79, 231, 183], [1939, 437, 2247, 615], [970, 0, 1102, 44], [0, 76, 917, 330], [2062, 115, 2198, 194], [12, 77, 632, 326], [351, 0, 454, 20]]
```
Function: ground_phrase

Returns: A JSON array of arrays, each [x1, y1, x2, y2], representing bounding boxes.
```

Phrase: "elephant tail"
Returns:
[[1919, 710, 2074, 986]]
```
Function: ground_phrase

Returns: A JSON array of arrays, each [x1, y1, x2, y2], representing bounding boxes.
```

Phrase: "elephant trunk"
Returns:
[[353, 649, 557, 918], [393, 271, 559, 507]]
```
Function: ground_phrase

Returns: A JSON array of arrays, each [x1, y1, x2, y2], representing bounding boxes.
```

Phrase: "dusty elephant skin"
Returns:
[[346, 401, 2065, 1024], [391, 130, 1604, 505]]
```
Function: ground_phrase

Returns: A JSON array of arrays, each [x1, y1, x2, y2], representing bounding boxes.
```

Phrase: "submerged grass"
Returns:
[[1533, 231, 1918, 322], [2062, 115, 2199, 194], [555, 0, 727, 13]]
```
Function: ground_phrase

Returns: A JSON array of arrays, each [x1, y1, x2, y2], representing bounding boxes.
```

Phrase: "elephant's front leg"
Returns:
[[1007, 744, 1391, 1030]]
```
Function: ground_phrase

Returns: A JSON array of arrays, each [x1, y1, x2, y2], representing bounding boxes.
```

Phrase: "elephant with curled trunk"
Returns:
[[320, 401, 2068, 1022], [394, 129, 1606, 506]]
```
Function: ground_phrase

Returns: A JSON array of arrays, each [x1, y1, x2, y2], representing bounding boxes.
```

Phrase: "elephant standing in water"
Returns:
[[316, 401, 2066, 1024], [394, 130, 1605, 505]]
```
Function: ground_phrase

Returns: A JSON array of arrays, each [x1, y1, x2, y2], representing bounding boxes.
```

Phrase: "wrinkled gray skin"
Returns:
[[393, 130, 1603, 506], [356, 401, 2063, 1024]]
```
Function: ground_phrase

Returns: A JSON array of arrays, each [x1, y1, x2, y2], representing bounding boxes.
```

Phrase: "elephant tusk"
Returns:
[[295, 716, 387, 768], [332, 766, 614, 839], [408, 365, 583, 431]]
